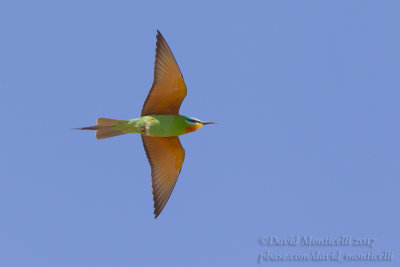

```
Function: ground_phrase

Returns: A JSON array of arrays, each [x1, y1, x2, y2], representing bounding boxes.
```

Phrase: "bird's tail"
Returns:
[[77, 118, 124, 140]]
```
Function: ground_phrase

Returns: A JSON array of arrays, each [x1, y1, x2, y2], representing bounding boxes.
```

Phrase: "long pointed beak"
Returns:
[[202, 121, 220, 125]]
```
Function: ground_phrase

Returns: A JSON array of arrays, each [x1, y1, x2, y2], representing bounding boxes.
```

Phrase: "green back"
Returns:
[[113, 115, 189, 137], [146, 115, 188, 137]]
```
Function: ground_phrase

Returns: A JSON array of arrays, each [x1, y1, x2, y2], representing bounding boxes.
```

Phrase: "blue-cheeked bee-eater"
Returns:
[[78, 30, 217, 218]]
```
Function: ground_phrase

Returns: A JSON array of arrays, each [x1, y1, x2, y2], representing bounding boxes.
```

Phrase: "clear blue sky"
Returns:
[[0, 1, 399, 266]]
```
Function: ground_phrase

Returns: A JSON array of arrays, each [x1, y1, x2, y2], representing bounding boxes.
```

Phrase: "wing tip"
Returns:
[[153, 193, 164, 219], [156, 29, 163, 39], [154, 210, 161, 219]]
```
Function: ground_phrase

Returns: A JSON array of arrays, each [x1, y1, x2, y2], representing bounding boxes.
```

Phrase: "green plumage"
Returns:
[[112, 115, 196, 137]]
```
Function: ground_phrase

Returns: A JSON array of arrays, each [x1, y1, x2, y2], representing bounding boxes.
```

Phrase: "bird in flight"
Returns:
[[78, 30, 217, 218]]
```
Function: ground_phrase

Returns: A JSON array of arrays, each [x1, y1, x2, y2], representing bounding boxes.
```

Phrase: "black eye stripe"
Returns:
[[186, 118, 199, 123]]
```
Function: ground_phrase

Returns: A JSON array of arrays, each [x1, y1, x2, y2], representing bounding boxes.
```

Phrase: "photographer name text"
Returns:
[[259, 235, 376, 248]]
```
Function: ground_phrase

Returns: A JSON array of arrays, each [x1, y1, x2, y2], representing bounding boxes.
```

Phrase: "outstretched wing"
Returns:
[[141, 135, 185, 218], [141, 30, 187, 116]]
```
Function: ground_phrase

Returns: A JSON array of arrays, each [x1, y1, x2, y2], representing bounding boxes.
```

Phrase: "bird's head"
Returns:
[[184, 116, 219, 134]]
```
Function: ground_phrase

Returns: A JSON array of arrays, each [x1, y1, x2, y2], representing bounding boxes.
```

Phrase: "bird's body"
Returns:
[[78, 30, 216, 218], [112, 115, 203, 137]]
